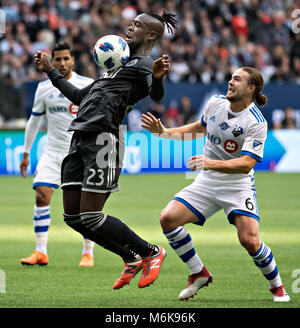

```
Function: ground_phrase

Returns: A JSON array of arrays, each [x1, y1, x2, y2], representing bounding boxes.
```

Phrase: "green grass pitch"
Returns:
[[0, 173, 299, 308]]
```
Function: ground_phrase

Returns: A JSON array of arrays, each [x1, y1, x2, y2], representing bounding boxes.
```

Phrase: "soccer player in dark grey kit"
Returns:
[[34, 11, 177, 289]]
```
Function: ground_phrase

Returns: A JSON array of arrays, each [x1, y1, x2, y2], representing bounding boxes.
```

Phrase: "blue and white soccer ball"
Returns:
[[93, 35, 130, 71]]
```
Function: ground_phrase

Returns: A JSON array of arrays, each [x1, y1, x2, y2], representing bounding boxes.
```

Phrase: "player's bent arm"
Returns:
[[47, 69, 92, 105], [20, 114, 43, 177], [150, 76, 164, 102], [204, 155, 257, 174], [23, 114, 44, 154]]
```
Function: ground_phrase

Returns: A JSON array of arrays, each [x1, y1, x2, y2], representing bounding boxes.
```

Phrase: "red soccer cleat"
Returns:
[[113, 259, 143, 289], [270, 284, 290, 302], [138, 246, 166, 288], [178, 266, 213, 300]]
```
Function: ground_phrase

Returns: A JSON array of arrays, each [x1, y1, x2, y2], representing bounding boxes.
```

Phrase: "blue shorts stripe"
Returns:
[[172, 197, 206, 225], [170, 234, 192, 250], [179, 248, 196, 263], [228, 209, 260, 224], [33, 182, 59, 189], [34, 226, 49, 233]]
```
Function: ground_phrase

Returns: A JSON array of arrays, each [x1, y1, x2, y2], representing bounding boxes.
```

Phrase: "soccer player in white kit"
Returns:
[[20, 42, 95, 267], [141, 67, 290, 302]]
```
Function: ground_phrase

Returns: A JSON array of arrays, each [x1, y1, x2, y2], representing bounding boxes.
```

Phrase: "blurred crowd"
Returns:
[[1, 0, 300, 128]]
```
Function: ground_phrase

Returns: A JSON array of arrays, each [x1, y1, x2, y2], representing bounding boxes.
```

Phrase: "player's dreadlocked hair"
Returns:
[[146, 10, 177, 34]]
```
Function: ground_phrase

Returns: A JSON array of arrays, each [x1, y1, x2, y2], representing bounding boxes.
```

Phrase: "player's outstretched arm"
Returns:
[[34, 51, 91, 105], [141, 112, 206, 140], [150, 55, 170, 102]]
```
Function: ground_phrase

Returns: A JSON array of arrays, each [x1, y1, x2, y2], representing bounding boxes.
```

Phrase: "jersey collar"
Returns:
[[227, 101, 255, 117]]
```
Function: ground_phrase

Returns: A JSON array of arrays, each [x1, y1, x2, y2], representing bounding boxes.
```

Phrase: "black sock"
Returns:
[[63, 213, 138, 262], [80, 212, 159, 258]]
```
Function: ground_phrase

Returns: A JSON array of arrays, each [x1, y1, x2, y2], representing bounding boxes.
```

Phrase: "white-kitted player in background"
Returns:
[[141, 66, 290, 302], [20, 42, 95, 267]]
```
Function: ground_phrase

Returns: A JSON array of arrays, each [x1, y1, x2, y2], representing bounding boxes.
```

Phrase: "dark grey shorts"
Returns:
[[61, 131, 124, 193]]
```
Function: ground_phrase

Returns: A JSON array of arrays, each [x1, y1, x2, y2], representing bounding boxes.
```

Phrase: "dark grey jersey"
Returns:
[[48, 55, 154, 135]]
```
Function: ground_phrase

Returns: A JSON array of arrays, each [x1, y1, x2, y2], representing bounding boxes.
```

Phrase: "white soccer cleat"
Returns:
[[270, 285, 290, 302], [178, 266, 213, 300]]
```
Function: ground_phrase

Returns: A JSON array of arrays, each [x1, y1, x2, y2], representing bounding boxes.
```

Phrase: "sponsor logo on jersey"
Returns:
[[253, 140, 263, 150], [219, 122, 229, 130], [232, 125, 244, 137], [224, 139, 239, 153], [207, 132, 221, 145], [69, 103, 79, 114], [48, 106, 67, 113]]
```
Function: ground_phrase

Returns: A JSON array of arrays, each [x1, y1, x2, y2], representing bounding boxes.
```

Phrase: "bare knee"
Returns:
[[160, 209, 179, 232], [35, 188, 51, 207], [238, 233, 261, 254]]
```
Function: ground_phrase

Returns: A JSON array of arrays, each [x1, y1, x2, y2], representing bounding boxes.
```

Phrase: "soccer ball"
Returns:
[[93, 35, 130, 71]]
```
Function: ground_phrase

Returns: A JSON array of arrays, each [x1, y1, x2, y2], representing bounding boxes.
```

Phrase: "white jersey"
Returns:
[[200, 94, 268, 181], [32, 72, 93, 152]]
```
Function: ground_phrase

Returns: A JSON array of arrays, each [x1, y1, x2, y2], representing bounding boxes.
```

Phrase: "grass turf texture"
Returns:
[[0, 173, 299, 308]]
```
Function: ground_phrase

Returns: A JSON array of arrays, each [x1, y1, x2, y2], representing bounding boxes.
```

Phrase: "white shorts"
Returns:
[[33, 147, 68, 190], [173, 172, 260, 225]]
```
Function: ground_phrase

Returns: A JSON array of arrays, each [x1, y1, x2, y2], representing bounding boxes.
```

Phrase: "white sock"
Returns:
[[249, 242, 283, 288], [33, 205, 50, 255], [82, 237, 94, 256], [164, 226, 204, 274]]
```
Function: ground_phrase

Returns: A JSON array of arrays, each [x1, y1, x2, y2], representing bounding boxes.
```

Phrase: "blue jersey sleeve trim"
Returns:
[[31, 111, 46, 116], [33, 182, 59, 189], [201, 115, 207, 128], [172, 197, 206, 225], [240, 151, 263, 162], [227, 210, 260, 224]]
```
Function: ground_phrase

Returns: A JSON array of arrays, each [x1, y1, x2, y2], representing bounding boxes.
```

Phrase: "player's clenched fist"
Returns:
[[34, 51, 54, 73], [20, 153, 29, 177], [187, 155, 213, 171], [153, 54, 171, 79]]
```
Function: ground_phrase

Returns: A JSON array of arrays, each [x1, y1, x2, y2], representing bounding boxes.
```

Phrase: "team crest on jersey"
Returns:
[[224, 139, 239, 153], [125, 59, 138, 67], [232, 125, 244, 137], [253, 140, 263, 150], [219, 122, 229, 130]]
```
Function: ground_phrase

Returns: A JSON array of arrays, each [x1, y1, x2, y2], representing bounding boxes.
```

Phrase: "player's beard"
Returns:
[[128, 40, 143, 54], [60, 68, 72, 78], [226, 91, 243, 103]]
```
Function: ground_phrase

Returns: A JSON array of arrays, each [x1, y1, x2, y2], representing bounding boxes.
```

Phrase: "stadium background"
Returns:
[[0, 0, 300, 310]]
